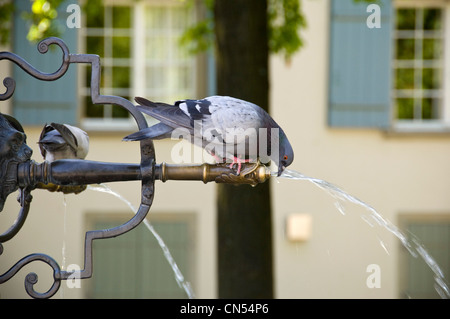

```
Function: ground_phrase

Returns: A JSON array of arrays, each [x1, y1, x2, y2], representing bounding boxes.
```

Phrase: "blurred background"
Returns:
[[1, 0, 449, 298]]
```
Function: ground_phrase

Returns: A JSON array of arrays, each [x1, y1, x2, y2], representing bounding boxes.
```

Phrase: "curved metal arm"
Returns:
[[0, 37, 70, 100], [0, 188, 32, 243]]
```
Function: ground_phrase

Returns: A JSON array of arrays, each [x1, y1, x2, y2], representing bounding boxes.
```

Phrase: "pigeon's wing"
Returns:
[[207, 97, 262, 145], [179, 96, 262, 160], [135, 97, 193, 130], [176, 98, 212, 125], [62, 124, 90, 159]]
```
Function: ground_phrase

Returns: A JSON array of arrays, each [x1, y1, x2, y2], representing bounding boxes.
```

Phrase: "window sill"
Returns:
[[386, 120, 450, 136], [81, 117, 158, 134], [82, 118, 138, 133]]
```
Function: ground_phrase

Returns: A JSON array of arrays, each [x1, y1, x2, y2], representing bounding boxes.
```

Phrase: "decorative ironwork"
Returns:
[[0, 37, 154, 299], [0, 37, 270, 298]]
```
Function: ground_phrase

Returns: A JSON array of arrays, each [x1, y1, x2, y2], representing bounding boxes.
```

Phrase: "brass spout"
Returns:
[[155, 161, 271, 186]]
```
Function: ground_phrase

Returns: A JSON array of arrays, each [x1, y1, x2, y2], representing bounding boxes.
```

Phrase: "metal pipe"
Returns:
[[16, 160, 271, 194], [17, 160, 142, 194], [41, 159, 141, 185]]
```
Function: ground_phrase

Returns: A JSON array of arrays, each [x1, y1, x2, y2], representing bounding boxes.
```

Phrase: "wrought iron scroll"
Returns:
[[0, 37, 155, 298]]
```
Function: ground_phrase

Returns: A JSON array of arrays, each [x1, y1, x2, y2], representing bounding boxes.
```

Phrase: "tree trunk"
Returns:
[[214, 0, 273, 298]]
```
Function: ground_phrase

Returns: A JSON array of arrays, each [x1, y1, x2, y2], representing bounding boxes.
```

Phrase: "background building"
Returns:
[[1, 0, 449, 298]]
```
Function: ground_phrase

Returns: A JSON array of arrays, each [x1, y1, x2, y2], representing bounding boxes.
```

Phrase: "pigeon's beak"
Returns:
[[277, 165, 286, 177]]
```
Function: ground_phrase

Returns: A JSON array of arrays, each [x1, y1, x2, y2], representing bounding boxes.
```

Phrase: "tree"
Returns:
[[214, 0, 273, 298], [182, 0, 305, 298]]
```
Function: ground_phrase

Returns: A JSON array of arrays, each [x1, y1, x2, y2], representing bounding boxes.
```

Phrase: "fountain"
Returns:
[[2, 37, 448, 300], [0, 37, 270, 299]]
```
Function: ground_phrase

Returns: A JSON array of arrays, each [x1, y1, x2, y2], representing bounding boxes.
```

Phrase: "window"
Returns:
[[328, 0, 450, 131], [87, 214, 196, 298], [81, 1, 198, 130], [393, 6, 444, 122], [399, 215, 450, 298], [83, 5, 133, 123], [144, 6, 197, 102]]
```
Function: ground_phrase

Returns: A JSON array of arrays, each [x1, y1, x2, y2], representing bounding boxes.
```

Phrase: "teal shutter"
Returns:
[[90, 219, 192, 298], [12, 0, 78, 126], [328, 0, 392, 128]]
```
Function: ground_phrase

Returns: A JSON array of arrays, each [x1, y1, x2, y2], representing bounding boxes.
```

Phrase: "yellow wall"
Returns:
[[271, 0, 450, 298]]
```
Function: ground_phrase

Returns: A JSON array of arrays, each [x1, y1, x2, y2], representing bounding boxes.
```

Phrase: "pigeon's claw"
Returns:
[[229, 155, 252, 175]]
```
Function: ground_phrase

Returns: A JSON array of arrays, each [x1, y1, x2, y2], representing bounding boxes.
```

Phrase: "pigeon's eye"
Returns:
[[283, 155, 288, 160]]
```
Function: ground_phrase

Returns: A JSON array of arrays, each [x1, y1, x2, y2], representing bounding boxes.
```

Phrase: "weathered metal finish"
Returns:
[[156, 161, 270, 186], [0, 37, 270, 299], [16, 159, 269, 188]]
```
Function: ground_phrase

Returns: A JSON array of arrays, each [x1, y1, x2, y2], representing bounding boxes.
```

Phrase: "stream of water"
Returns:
[[87, 184, 195, 299], [60, 195, 67, 299], [278, 168, 450, 299], [81, 168, 449, 298]]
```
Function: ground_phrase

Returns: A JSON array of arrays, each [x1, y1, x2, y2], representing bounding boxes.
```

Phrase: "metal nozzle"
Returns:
[[156, 161, 270, 187]]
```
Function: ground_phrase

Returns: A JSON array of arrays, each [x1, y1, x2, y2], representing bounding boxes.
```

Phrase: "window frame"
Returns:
[[392, 0, 450, 133]]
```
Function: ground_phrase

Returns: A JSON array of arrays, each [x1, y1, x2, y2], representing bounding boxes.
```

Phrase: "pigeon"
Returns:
[[124, 96, 294, 176], [38, 123, 89, 162]]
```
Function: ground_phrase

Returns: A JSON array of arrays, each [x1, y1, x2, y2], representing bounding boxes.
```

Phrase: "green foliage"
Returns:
[[83, 0, 104, 28], [0, 0, 65, 45], [179, 18, 214, 55], [0, 1, 14, 45], [22, 0, 65, 43], [268, 0, 306, 61], [179, 0, 306, 62], [178, 0, 213, 55]]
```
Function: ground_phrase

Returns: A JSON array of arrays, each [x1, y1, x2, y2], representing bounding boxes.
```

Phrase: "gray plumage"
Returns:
[[38, 123, 89, 162], [124, 96, 294, 175]]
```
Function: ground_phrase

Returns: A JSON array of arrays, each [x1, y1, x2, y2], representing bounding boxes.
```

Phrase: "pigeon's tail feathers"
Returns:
[[134, 97, 192, 129], [123, 122, 174, 141], [135, 97, 173, 109]]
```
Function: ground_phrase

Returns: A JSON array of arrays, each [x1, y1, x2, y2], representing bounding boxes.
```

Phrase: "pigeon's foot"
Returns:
[[229, 156, 252, 175]]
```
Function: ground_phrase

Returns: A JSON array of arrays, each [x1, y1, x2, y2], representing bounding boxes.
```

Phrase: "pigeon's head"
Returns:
[[278, 131, 294, 176], [38, 123, 89, 161]]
